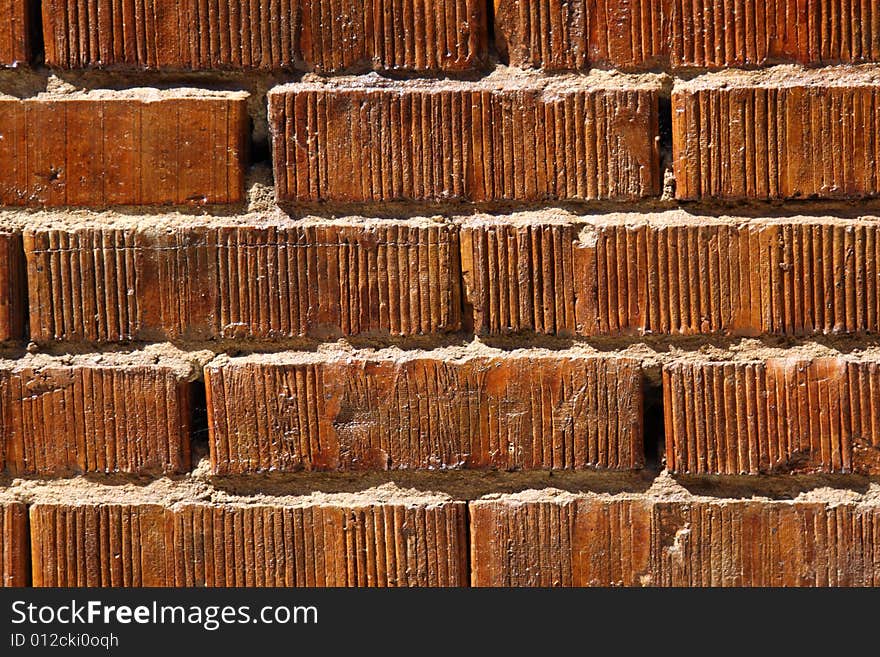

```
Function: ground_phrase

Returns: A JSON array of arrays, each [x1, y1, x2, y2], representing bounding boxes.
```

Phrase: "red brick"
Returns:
[[0, 1, 34, 66], [269, 78, 661, 204], [0, 232, 26, 341], [24, 221, 461, 342], [663, 358, 880, 475], [30, 498, 467, 587], [0, 360, 193, 476], [470, 496, 880, 586], [0, 93, 248, 207], [667, 0, 880, 69], [673, 75, 880, 200], [494, 0, 665, 71], [42, 0, 488, 73], [495, 0, 880, 71], [0, 502, 27, 587], [461, 217, 880, 337], [205, 351, 643, 474]]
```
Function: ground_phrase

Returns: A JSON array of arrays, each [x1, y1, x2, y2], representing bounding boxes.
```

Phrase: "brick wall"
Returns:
[[0, 1, 878, 588]]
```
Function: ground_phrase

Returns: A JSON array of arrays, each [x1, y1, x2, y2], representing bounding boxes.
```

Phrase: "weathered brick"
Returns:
[[24, 221, 461, 342], [673, 75, 880, 200], [470, 496, 880, 587], [269, 77, 661, 204], [470, 496, 654, 586], [43, 0, 488, 73], [30, 498, 467, 587], [205, 351, 643, 474], [0, 502, 27, 586], [667, 0, 880, 69], [461, 217, 880, 337], [663, 358, 880, 475], [495, 0, 880, 71], [494, 0, 665, 71], [651, 500, 880, 586], [0, 232, 26, 342], [0, 359, 193, 476], [0, 93, 248, 207], [0, 0, 35, 66]]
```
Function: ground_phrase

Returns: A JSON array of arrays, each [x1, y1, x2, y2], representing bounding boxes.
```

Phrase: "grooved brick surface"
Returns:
[[462, 218, 880, 337], [1, 502, 27, 587], [668, 0, 880, 68], [30, 501, 467, 587], [0, 1, 33, 66], [0, 95, 248, 207], [0, 364, 192, 476], [269, 80, 661, 204], [205, 353, 643, 473], [494, 0, 880, 71], [24, 222, 461, 342], [0, 232, 26, 342], [663, 358, 880, 475], [673, 78, 880, 200], [493, 0, 665, 71], [470, 497, 880, 586], [42, 0, 488, 73]]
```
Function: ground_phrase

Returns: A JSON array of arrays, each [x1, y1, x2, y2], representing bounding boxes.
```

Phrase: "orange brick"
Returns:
[[269, 78, 661, 204], [470, 496, 880, 586], [205, 351, 643, 474], [1, 502, 27, 587], [667, 0, 880, 69], [494, 0, 665, 71], [0, 232, 26, 341], [663, 358, 880, 475], [673, 74, 880, 200], [0, 360, 193, 476], [42, 0, 488, 73], [0, 93, 248, 207], [461, 217, 880, 337], [24, 221, 461, 342], [470, 496, 654, 586], [495, 1, 880, 71], [0, 1, 34, 66], [30, 498, 467, 587]]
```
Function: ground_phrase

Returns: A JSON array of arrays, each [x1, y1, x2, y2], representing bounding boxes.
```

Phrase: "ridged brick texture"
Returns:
[[0, 94, 248, 207], [24, 222, 461, 343], [470, 497, 880, 586], [663, 358, 880, 475], [493, 0, 665, 70], [673, 77, 880, 200], [42, 0, 488, 73], [205, 352, 643, 473], [0, 232, 26, 342], [461, 218, 880, 337], [0, 0, 34, 66], [667, 0, 880, 68], [494, 0, 880, 71], [1, 502, 27, 587], [269, 80, 661, 204], [30, 500, 467, 587], [0, 363, 192, 476]]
